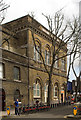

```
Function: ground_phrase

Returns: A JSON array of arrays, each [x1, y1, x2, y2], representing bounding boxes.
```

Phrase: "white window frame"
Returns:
[[34, 46, 40, 61], [54, 85, 58, 98], [33, 83, 40, 98], [45, 50, 50, 65], [54, 56, 58, 68]]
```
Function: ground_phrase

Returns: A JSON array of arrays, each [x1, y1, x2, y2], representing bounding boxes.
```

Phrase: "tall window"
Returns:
[[33, 83, 40, 97], [44, 84, 48, 102], [45, 50, 50, 65], [14, 66, 20, 80], [37, 46, 40, 61], [61, 59, 65, 70], [0, 63, 5, 79], [54, 84, 58, 98], [34, 46, 40, 61], [34, 46, 36, 60], [54, 56, 58, 68]]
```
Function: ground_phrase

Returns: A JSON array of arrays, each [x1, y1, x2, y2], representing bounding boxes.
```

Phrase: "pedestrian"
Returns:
[[15, 99, 19, 115]]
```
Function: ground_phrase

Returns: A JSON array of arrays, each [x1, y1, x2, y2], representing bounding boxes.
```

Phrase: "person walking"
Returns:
[[15, 99, 19, 115]]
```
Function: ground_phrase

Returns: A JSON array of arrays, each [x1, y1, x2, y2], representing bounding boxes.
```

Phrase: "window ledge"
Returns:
[[14, 80, 21, 82], [54, 96, 58, 98], [61, 69, 66, 72], [0, 78, 6, 81], [33, 96, 40, 98], [54, 67, 59, 69]]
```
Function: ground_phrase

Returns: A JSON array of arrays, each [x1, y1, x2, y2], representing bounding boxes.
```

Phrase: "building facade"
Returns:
[[1, 15, 67, 110]]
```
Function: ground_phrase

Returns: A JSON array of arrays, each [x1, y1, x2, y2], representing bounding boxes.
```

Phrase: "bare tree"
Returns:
[[0, 0, 10, 24], [31, 11, 81, 105], [0, 0, 10, 48]]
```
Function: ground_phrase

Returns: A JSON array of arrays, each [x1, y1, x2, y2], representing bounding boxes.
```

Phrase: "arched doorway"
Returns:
[[14, 89, 21, 101]]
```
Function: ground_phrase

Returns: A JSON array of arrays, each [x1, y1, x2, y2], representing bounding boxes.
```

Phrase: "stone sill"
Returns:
[[14, 80, 22, 82]]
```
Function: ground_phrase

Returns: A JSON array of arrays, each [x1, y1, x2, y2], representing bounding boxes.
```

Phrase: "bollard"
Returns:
[[73, 105, 77, 116], [7, 106, 10, 115]]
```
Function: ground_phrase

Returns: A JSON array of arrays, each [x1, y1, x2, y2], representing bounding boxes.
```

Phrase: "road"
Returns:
[[2, 104, 81, 120]]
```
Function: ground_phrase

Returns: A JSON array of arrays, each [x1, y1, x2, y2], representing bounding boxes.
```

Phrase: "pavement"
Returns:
[[64, 114, 81, 119], [0, 108, 15, 117], [1, 105, 81, 119]]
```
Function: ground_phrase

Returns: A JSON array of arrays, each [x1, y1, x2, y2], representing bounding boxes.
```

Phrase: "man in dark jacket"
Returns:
[[15, 99, 19, 115]]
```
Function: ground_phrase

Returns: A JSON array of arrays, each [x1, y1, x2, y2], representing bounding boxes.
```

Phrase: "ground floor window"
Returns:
[[54, 84, 58, 98], [33, 83, 40, 98], [44, 84, 48, 103]]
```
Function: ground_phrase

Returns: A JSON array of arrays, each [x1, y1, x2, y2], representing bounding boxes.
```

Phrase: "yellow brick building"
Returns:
[[0, 15, 67, 110]]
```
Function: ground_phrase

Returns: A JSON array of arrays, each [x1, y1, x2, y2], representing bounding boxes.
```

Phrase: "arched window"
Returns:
[[54, 56, 58, 68], [33, 83, 40, 97], [33, 41, 41, 61], [45, 45, 50, 65], [54, 83, 58, 98]]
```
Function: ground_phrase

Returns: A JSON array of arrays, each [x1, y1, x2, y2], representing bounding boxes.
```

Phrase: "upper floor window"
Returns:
[[14, 66, 20, 80], [61, 59, 65, 70], [45, 50, 50, 65], [33, 83, 40, 97], [0, 63, 5, 79], [34, 46, 40, 61]]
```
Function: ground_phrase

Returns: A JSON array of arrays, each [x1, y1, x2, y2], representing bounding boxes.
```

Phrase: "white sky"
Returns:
[[3, 0, 80, 25], [3, 0, 81, 81]]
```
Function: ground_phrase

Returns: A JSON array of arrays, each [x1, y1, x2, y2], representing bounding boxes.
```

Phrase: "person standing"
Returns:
[[15, 99, 19, 115]]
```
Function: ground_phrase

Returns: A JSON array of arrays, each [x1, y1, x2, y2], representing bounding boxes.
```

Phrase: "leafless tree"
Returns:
[[0, 0, 9, 24], [0, 0, 10, 48], [31, 10, 81, 105]]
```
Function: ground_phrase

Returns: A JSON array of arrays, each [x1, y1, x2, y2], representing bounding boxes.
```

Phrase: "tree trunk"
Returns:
[[47, 74, 52, 105]]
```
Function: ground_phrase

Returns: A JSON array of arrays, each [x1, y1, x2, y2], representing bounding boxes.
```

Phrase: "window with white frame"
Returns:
[[33, 83, 40, 97], [54, 56, 58, 68], [34, 46, 40, 61], [54, 84, 58, 97], [61, 59, 65, 70], [45, 50, 50, 65]]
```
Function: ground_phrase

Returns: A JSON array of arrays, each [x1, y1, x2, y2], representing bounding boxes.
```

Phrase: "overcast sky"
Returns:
[[3, 0, 80, 24], [3, 0, 81, 81]]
